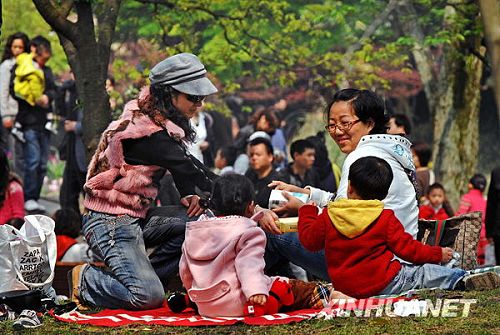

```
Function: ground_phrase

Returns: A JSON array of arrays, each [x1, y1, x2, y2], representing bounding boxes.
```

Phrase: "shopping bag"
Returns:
[[0, 215, 57, 295], [417, 211, 482, 270], [0, 225, 27, 292]]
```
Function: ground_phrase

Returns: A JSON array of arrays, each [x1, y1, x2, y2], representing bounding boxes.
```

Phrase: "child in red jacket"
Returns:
[[298, 156, 499, 299], [419, 183, 450, 220]]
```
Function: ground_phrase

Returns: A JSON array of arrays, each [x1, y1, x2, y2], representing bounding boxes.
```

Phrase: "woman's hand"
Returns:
[[249, 294, 267, 306], [180, 195, 204, 217], [268, 180, 310, 195], [272, 192, 305, 217], [255, 206, 281, 234]]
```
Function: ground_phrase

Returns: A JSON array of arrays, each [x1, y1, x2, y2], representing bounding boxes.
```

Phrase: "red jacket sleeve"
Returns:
[[385, 211, 442, 264], [298, 205, 326, 252]]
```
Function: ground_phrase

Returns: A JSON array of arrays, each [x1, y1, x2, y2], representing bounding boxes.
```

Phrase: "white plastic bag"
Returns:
[[0, 215, 57, 296]]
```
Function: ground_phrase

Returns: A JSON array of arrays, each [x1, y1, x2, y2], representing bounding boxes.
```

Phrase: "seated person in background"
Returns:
[[411, 142, 435, 203], [214, 145, 237, 176], [245, 137, 285, 208], [0, 149, 24, 228], [298, 156, 499, 299], [281, 139, 320, 188], [387, 113, 412, 136], [305, 132, 340, 194], [53, 208, 92, 262], [418, 183, 450, 220]]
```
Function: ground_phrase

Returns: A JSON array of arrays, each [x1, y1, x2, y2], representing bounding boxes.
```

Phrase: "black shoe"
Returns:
[[0, 304, 17, 321]]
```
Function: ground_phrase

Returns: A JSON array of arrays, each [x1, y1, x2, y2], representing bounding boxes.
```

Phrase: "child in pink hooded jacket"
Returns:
[[178, 174, 335, 317]]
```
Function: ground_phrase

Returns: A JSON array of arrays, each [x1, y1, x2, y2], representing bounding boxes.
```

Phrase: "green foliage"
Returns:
[[1, 0, 69, 74], [46, 159, 65, 180], [124, 0, 409, 94]]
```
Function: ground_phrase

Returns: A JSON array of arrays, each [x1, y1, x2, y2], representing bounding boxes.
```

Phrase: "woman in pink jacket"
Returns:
[[0, 149, 24, 228], [178, 174, 337, 317], [456, 174, 487, 264]]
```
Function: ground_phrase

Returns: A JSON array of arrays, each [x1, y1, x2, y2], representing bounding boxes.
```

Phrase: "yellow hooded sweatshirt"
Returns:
[[14, 53, 45, 106], [327, 198, 384, 238]]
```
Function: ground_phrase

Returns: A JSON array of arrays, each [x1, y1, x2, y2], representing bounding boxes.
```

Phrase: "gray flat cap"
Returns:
[[149, 53, 218, 96]]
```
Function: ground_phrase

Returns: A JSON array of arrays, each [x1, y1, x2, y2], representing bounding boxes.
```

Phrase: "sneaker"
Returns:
[[12, 310, 41, 330], [68, 264, 89, 310], [24, 199, 45, 212], [0, 304, 17, 321], [11, 126, 25, 143], [45, 121, 58, 135], [24, 200, 38, 211], [463, 272, 500, 290], [36, 202, 46, 212]]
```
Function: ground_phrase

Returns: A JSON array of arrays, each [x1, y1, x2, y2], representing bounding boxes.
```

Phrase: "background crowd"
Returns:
[[0, 32, 499, 277]]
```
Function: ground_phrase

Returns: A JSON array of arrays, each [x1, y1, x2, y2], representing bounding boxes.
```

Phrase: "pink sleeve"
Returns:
[[455, 194, 471, 216], [7, 181, 25, 220], [179, 247, 193, 290], [234, 228, 269, 299]]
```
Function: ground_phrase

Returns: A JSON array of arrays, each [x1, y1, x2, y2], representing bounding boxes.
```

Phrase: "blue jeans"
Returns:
[[23, 129, 49, 201], [379, 264, 466, 295], [265, 232, 330, 281], [80, 207, 190, 310]]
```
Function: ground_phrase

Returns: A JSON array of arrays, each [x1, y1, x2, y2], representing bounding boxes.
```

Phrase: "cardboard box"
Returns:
[[277, 217, 298, 232]]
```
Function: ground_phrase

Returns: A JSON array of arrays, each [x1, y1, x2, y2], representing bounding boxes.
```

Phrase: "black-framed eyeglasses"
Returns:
[[324, 119, 361, 133], [185, 94, 206, 104]]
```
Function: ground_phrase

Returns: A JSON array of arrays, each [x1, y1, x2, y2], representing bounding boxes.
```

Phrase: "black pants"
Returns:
[[59, 156, 86, 214], [494, 236, 500, 266]]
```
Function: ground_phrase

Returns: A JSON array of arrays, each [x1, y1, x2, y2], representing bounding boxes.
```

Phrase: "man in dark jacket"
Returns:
[[486, 166, 500, 265], [245, 137, 285, 208], [281, 139, 320, 188], [16, 36, 57, 212], [57, 77, 86, 214]]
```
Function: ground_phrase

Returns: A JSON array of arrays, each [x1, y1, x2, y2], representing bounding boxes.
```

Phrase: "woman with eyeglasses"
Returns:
[[70, 53, 219, 310], [262, 88, 418, 281]]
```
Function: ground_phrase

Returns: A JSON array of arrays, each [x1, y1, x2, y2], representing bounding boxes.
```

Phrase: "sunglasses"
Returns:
[[185, 94, 206, 104]]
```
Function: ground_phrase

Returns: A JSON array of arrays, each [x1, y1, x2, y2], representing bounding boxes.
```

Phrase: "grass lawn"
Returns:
[[1, 289, 498, 334]]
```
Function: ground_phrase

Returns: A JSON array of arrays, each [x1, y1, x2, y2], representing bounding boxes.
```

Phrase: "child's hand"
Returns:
[[441, 247, 454, 263], [249, 294, 267, 306]]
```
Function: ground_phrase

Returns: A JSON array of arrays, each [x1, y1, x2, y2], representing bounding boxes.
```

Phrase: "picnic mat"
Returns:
[[50, 267, 500, 327], [50, 306, 320, 326], [50, 297, 408, 327]]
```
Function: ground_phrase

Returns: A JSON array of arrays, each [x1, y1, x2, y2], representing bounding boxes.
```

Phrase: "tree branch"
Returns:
[[96, 0, 121, 50], [345, 0, 399, 56], [134, 0, 175, 9], [33, 0, 78, 42], [396, 0, 438, 110]]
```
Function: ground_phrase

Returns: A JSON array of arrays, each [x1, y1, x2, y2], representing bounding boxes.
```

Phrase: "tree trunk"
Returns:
[[479, 0, 500, 122], [432, 33, 485, 209], [33, 0, 120, 162], [397, 2, 484, 207], [0, 0, 3, 37]]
